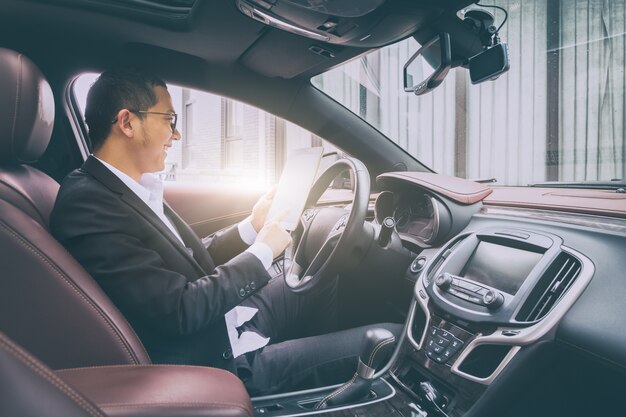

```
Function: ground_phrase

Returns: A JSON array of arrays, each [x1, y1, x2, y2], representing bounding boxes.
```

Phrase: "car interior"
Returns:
[[1, 0, 625, 416]]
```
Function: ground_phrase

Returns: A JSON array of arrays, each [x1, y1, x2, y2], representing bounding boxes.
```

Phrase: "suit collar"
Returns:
[[82, 155, 132, 196], [82, 155, 207, 275]]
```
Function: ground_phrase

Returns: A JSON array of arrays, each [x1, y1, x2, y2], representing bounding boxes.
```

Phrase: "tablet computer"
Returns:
[[266, 147, 323, 231]]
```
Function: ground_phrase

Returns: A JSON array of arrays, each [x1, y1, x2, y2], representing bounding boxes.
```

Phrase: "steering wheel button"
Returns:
[[433, 345, 444, 353], [450, 339, 462, 349], [238, 288, 246, 297], [429, 327, 438, 336]]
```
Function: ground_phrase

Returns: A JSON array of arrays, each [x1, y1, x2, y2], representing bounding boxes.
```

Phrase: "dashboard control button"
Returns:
[[410, 257, 427, 274], [437, 329, 452, 339], [454, 291, 470, 300], [429, 327, 438, 337], [433, 344, 444, 354], [442, 349, 453, 360], [450, 339, 463, 349], [456, 280, 470, 290], [483, 290, 505, 310], [427, 339, 436, 349], [468, 295, 482, 304], [435, 273, 452, 290], [427, 351, 446, 364], [436, 337, 450, 347]]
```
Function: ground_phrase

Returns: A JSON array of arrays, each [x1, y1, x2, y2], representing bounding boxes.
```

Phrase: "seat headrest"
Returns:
[[0, 48, 54, 164]]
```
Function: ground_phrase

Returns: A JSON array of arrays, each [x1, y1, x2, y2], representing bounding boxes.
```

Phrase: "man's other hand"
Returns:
[[250, 186, 277, 232], [256, 212, 291, 259]]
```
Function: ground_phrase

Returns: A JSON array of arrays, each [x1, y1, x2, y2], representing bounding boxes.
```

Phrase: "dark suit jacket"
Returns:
[[50, 156, 271, 370]]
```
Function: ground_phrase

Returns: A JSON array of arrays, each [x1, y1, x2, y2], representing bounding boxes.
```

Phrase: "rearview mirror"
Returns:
[[403, 33, 452, 96], [468, 43, 510, 84]]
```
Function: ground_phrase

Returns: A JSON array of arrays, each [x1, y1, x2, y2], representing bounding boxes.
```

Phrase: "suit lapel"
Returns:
[[82, 156, 206, 275], [164, 203, 216, 272]]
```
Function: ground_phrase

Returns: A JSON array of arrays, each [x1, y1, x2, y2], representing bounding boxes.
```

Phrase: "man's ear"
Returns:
[[113, 109, 135, 138]]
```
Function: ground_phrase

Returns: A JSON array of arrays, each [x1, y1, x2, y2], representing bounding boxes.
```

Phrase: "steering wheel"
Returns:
[[285, 157, 372, 294]]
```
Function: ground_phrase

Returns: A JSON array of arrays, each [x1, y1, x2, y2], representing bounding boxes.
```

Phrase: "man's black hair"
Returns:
[[85, 68, 167, 151]]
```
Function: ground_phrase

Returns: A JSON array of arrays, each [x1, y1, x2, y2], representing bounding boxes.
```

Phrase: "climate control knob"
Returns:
[[435, 273, 452, 290], [482, 289, 504, 310]]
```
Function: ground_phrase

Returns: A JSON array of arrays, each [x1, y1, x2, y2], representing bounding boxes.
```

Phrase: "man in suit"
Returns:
[[51, 69, 401, 395]]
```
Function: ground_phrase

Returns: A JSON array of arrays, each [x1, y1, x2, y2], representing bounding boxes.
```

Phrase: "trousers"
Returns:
[[236, 275, 403, 396]]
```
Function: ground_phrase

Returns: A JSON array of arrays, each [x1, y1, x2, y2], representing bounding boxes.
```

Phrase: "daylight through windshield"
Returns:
[[312, 0, 626, 187]]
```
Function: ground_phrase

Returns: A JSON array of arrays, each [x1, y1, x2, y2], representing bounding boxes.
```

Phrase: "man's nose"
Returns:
[[172, 127, 182, 141]]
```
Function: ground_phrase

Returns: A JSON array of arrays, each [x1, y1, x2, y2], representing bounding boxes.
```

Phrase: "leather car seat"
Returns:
[[0, 48, 255, 417], [0, 47, 150, 369], [0, 329, 253, 417], [0, 329, 106, 417]]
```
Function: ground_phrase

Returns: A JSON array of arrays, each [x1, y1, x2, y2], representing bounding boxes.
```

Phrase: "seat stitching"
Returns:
[[367, 337, 394, 367], [11, 54, 22, 157], [100, 403, 252, 417], [0, 338, 104, 417], [55, 364, 237, 379], [100, 402, 249, 408], [0, 220, 138, 364]]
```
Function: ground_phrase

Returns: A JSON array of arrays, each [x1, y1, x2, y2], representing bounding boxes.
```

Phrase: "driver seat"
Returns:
[[0, 47, 151, 369]]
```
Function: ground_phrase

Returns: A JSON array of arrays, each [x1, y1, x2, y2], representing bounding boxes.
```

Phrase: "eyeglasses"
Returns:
[[111, 110, 178, 133]]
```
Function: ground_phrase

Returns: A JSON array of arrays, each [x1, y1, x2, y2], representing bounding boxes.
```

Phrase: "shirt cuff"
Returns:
[[238, 216, 258, 246], [245, 242, 274, 270]]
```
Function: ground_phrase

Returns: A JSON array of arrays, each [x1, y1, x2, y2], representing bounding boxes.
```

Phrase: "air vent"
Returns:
[[425, 236, 466, 285], [516, 252, 582, 322]]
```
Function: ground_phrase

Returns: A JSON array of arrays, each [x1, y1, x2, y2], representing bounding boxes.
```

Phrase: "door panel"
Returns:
[[164, 183, 263, 237]]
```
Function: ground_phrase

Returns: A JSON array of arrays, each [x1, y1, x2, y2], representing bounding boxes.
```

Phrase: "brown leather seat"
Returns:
[[0, 47, 150, 368], [0, 330, 253, 417], [0, 330, 107, 417]]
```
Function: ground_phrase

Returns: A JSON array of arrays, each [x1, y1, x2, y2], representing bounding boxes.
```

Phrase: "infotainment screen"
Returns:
[[461, 241, 543, 295]]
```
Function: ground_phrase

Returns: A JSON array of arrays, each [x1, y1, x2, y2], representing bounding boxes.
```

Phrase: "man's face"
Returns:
[[134, 86, 180, 173]]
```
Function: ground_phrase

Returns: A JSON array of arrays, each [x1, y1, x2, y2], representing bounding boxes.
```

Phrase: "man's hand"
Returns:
[[256, 211, 292, 259], [250, 186, 277, 233]]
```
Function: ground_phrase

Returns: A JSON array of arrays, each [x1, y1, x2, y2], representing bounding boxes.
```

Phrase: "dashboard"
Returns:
[[375, 191, 441, 245], [374, 171, 626, 417]]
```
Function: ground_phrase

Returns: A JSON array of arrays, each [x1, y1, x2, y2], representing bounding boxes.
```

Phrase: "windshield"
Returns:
[[312, 0, 625, 187]]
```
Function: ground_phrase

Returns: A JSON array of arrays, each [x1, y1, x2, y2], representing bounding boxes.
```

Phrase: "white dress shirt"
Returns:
[[95, 157, 272, 357]]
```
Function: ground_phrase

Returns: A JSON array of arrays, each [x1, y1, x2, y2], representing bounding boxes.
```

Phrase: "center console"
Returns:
[[250, 227, 594, 417], [392, 227, 593, 416]]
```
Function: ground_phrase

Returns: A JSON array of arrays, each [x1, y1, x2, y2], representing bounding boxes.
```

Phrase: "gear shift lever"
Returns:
[[315, 328, 396, 409]]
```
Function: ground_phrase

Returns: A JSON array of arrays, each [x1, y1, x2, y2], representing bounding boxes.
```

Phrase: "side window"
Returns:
[[72, 74, 343, 187]]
